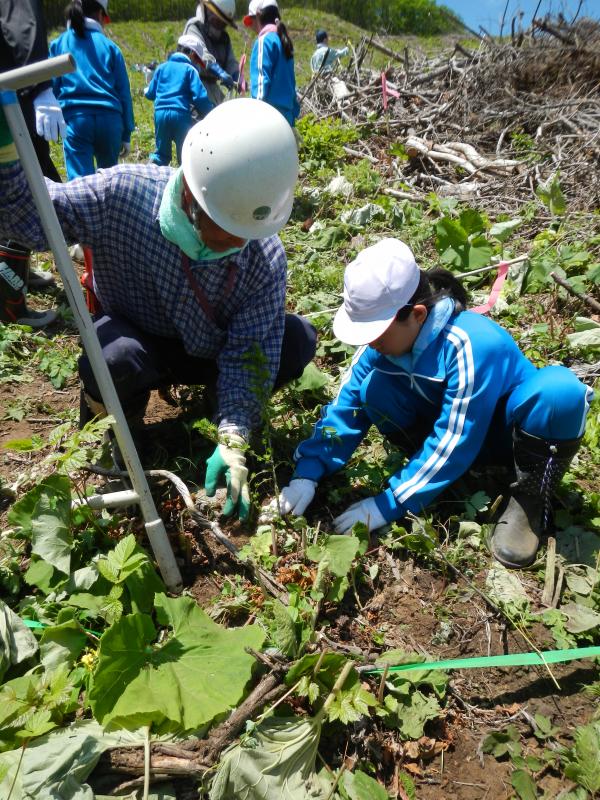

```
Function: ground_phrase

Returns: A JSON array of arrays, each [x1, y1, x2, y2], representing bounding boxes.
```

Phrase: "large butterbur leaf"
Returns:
[[89, 594, 265, 733]]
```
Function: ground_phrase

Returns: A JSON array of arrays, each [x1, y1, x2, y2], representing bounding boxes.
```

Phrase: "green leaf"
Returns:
[[482, 725, 522, 759], [25, 476, 73, 576], [536, 173, 566, 216], [39, 620, 87, 671], [342, 769, 390, 800], [379, 689, 440, 740], [490, 218, 522, 242], [270, 600, 298, 658], [90, 594, 265, 732], [486, 564, 530, 614], [306, 534, 361, 577], [562, 722, 600, 793], [559, 601, 600, 634], [24, 559, 55, 594], [293, 362, 331, 393], [0, 599, 39, 681], [14, 709, 56, 742], [210, 714, 321, 800], [511, 769, 538, 800]]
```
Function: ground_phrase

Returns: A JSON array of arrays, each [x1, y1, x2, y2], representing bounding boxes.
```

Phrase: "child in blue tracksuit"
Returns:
[[278, 239, 593, 569], [244, 0, 299, 127], [145, 36, 214, 166], [49, 0, 134, 180]]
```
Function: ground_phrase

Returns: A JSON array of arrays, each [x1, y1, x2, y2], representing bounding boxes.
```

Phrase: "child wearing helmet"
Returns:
[[277, 238, 592, 570], [244, 0, 300, 127], [183, 1, 239, 106], [49, 0, 134, 179], [145, 36, 214, 167], [0, 98, 316, 523], [310, 29, 349, 74]]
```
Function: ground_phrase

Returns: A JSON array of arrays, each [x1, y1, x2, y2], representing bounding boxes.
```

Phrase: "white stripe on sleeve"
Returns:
[[393, 325, 475, 505]]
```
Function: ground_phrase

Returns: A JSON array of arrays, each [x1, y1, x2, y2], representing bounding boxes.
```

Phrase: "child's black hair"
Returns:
[[64, 0, 106, 38], [257, 6, 294, 59], [396, 268, 469, 321]]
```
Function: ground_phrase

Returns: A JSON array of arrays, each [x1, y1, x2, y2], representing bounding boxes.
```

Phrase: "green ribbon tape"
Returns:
[[23, 618, 103, 638], [363, 646, 600, 674]]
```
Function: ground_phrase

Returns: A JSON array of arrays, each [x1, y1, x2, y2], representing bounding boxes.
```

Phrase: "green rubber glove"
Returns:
[[205, 429, 250, 521]]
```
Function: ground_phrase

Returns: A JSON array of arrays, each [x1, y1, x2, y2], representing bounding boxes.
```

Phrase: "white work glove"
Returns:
[[120, 141, 131, 157], [33, 87, 66, 142], [278, 478, 317, 517], [333, 496, 386, 535], [205, 427, 250, 520]]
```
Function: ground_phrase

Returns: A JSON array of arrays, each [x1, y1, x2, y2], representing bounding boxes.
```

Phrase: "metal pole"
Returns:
[[0, 57, 182, 592]]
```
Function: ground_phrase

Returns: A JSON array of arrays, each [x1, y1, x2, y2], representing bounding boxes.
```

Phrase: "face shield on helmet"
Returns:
[[181, 98, 299, 240]]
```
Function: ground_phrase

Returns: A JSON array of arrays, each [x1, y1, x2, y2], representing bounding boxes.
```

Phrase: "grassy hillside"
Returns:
[[49, 9, 442, 170]]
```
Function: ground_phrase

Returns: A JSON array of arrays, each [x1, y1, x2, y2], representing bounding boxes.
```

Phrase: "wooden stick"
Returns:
[[550, 271, 600, 313], [541, 536, 556, 607]]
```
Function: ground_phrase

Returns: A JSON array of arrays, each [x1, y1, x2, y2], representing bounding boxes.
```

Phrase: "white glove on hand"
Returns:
[[120, 141, 131, 157], [33, 87, 66, 142], [278, 478, 317, 516], [333, 496, 386, 535]]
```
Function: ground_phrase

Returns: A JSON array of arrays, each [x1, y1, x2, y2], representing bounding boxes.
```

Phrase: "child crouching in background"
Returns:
[[145, 35, 214, 166]]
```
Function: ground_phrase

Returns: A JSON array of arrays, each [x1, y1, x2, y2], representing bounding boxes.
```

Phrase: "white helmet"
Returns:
[[182, 99, 299, 240], [202, 0, 237, 27]]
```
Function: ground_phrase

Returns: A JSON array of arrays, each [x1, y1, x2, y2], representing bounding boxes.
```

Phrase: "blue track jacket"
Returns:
[[145, 53, 213, 116], [49, 21, 134, 142], [250, 26, 299, 126], [294, 301, 540, 523]]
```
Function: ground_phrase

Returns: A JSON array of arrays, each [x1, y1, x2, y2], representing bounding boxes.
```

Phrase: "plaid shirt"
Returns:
[[0, 162, 287, 430]]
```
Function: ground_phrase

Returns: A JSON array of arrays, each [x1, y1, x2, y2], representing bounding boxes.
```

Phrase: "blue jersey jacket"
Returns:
[[145, 53, 213, 116], [294, 301, 539, 523], [49, 21, 134, 142], [250, 26, 299, 127]]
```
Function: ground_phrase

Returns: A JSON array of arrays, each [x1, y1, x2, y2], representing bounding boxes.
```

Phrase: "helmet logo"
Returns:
[[253, 205, 271, 220]]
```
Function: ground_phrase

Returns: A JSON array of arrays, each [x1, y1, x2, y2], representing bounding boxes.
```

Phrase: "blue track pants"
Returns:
[[150, 109, 193, 167], [63, 111, 123, 179], [360, 364, 592, 463]]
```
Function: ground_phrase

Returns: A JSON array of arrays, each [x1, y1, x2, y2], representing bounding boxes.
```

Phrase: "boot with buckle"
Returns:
[[490, 427, 582, 568]]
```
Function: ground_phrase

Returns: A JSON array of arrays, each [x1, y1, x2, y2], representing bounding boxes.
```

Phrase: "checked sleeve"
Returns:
[[216, 239, 287, 432]]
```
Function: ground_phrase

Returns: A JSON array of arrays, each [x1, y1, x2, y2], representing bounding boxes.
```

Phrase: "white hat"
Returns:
[[333, 239, 420, 346], [97, 0, 110, 22], [177, 35, 210, 63], [243, 0, 279, 26]]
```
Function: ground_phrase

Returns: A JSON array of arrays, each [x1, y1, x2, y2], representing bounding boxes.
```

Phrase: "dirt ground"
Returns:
[[1, 359, 598, 799]]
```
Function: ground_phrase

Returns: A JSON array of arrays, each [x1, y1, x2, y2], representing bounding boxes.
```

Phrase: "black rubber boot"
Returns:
[[491, 427, 582, 568], [0, 242, 57, 327]]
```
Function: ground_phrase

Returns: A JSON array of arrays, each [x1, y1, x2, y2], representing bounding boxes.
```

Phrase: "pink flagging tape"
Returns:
[[381, 72, 401, 110], [471, 261, 509, 315], [238, 53, 247, 95]]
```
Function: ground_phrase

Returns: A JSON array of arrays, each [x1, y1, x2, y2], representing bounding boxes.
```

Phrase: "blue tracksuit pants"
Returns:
[[150, 109, 194, 167], [360, 364, 591, 463], [63, 111, 123, 179]]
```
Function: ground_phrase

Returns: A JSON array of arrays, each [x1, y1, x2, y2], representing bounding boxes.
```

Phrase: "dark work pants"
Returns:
[[79, 312, 317, 418]]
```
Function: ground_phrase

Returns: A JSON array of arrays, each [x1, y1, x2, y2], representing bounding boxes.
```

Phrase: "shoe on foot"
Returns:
[[28, 267, 56, 292], [490, 492, 541, 568]]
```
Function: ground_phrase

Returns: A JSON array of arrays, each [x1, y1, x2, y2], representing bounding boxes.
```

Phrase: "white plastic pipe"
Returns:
[[0, 57, 182, 592], [72, 490, 140, 510]]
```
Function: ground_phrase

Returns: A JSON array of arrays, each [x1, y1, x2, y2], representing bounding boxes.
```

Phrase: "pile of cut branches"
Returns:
[[301, 15, 600, 212]]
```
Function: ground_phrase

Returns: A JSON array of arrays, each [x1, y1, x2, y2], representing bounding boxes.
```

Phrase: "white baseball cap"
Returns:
[[177, 35, 210, 63], [97, 0, 111, 22], [333, 239, 420, 346], [243, 0, 279, 26]]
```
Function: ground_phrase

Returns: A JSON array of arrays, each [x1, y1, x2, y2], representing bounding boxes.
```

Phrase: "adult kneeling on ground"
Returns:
[[0, 97, 316, 522], [277, 238, 593, 569]]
